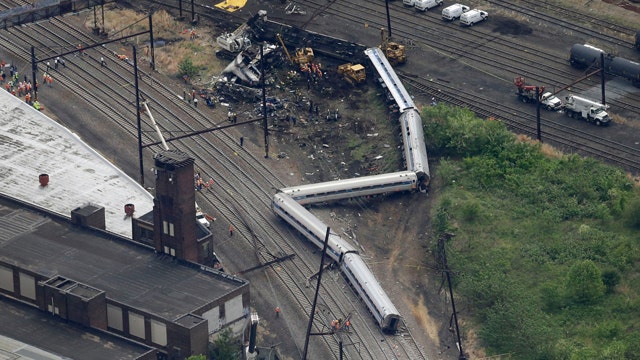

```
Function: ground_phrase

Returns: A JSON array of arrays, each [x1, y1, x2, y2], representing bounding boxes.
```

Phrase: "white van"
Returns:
[[441, 3, 470, 20], [459, 9, 488, 26], [415, 0, 443, 11]]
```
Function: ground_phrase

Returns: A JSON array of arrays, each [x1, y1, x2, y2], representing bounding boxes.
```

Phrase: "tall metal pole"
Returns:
[[101, 1, 105, 34], [31, 46, 37, 101], [600, 52, 606, 106], [133, 45, 144, 187], [384, 0, 392, 39], [178, 0, 183, 19], [302, 227, 331, 360], [93, 5, 97, 31], [149, 14, 155, 70], [261, 43, 269, 158], [441, 235, 466, 360], [191, 0, 195, 23], [536, 86, 541, 142]]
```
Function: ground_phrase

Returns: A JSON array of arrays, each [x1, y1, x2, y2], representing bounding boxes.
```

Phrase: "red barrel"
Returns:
[[124, 203, 135, 216], [39, 174, 49, 187]]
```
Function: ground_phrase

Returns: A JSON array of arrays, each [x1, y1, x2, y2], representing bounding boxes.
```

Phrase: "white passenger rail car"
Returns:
[[365, 47, 416, 112], [342, 253, 401, 331], [280, 171, 417, 205], [272, 193, 357, 262], [272, 192, 402, 332], [366, 47, 431, 187]]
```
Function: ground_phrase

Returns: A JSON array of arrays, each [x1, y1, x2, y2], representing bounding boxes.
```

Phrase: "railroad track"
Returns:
[[498, 0, 638, 46], [145, 0, 640, 172], [398, 73, 640, 173], [0, 1, 430, 358], [258, 0, 640, 172]]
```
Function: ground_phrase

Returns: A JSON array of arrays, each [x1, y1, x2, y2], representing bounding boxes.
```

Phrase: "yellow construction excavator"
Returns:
[[379, 28, 406, 66], [337, 63, 366, 85], [276, 33, 314, 67]]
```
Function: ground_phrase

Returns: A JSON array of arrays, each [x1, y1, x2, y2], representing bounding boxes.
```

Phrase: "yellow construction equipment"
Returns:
[[337, 63, 366, 85], [276, 33, 314, 67], [294, 47, 314, 65], [379, 28, 406, 66]]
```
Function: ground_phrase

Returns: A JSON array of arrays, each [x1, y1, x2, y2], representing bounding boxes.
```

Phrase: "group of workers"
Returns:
[[330, 318, 351, 332], [2, 61, 44, 111]]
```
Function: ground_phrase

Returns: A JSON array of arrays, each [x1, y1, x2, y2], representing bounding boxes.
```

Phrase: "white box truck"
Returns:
[[564, 95, 611, 126], [459, 9, 488, 26], [442, 4, 470, 20], [415, 0, 443, 11]]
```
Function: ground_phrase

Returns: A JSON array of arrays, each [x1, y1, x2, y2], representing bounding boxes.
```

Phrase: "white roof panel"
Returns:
[[0, 90, 153, 238]]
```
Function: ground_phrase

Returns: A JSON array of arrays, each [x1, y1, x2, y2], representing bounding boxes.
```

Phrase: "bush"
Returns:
[[565, 260, 605, 304], [178, 57, 199, 80], [622, 197, 640, 229], [601, 270, 621, 294]]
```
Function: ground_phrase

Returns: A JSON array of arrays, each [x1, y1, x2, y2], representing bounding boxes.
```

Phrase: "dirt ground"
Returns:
[[9, 1, 639, 359]]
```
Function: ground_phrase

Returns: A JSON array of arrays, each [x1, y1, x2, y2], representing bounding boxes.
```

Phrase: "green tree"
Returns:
[[186, 355, 206, 360], [566, 260, 605, 304], [211, 328, 240, 360], [622, 197, 640, 229], [178, 57, 199, 81]]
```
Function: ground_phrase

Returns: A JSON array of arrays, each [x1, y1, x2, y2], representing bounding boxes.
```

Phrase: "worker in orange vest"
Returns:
[[25, 92, 31, 104]]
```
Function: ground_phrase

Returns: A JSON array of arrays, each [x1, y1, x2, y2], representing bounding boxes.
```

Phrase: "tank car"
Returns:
[[569, 44, 606, 69], [608, 57, 640, 86], [400, 108, 431, 188], [341, 253, 402, 332], [280, 171, 417, 205], [272, 193, 357, 262]]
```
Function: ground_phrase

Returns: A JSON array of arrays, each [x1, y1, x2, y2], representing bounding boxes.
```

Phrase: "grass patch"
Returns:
[[424, 103, 640, 359]]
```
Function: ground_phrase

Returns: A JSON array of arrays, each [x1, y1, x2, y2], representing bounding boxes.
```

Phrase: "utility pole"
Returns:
[[384, 0, 392, 39], [600, 52, 606, 106], [302, 227, 331, 360], [536, 86, 541, 142], [133, 45, 144, 188], [261, 43, 269, 159], [439, 233, 466, 360]]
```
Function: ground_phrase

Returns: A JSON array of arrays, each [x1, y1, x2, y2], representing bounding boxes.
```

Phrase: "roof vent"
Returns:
[[125, 203, 135, 217], [39, 173, 49, 187]]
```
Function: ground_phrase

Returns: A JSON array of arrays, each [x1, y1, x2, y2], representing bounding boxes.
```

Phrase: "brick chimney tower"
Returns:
[[152, 150, 198, 261]]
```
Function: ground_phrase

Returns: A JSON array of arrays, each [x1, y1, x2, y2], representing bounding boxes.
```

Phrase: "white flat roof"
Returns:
[[0, 90, 153, 238]]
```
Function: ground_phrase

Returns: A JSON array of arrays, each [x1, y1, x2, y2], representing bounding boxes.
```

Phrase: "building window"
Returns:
[[163, 221, 168, 234], [107, 304, 124, 331], [150, 319, 168, 346], [128, 311, 146, 340], [0, 265, 13, 292], [18, 273, 35, 300]]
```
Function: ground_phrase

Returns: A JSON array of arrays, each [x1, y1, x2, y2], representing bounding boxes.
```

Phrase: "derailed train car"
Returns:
[[250, 12, 368, 64], [272, 193, 402, 332], [280, 171, 417, 205], [366, 47, 431, 188], [569, 44, 640, 86]]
